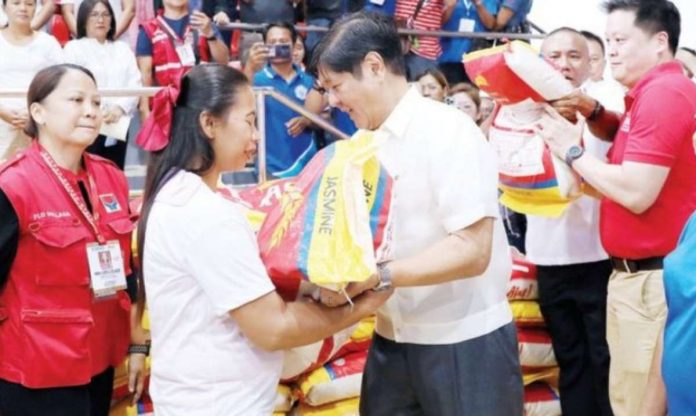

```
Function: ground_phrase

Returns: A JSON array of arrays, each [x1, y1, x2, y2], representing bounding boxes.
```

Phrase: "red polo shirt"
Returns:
[[600, 61, 696, 259]]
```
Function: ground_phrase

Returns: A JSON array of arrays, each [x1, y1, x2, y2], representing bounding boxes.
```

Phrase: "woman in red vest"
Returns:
[[0, 64, 147, 416]]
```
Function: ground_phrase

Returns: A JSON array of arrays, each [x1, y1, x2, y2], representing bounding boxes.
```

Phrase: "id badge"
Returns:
[[175, 42, 196, 66], [459, 18, 476, 33], [369, 0, 386, 4], [86, 241, 127, 298]]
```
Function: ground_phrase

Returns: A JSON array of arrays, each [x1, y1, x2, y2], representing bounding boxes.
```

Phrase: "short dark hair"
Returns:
[[263, 21, 297, 45], [76, 0, 116, 41], [138, 64, 250, 277], [24, 64, 97, 138], [416, 68, 448, 89], [602, 0, 680, 55], [581, 30, 606, 54], [310, 11, 406, 78]]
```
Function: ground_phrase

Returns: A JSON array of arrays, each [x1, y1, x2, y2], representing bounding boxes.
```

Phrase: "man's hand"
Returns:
[[286, 116, 310, 137], [190, 10, 214, 38], [246, 42, 269, 74], [103, 106, 125, 124], [535, 104, 584, 160], [318, 274, 380, 308], [127, 353, 147, 405], [549, 90, 597, 123], [213, 11, 230, 25]]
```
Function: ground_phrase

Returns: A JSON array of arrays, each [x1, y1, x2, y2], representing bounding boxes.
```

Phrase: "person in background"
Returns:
[[64, 0, 142, 169], [394, 0, 456, 80], [136, 0, 228, 118], [0, 64, 146, 416], [238, 0, 297, 66], [363, 0, 395, 15], [137, 63, 390, 415], [535, 1, 696, 415], [449, 82, 481, 122], [304, 0, 346, 61], [62, 0, 134, 41], [582, 30, 608, 82], [312, 12, 523, 415], [530, 27, 624, 416], [675, 46, 695, 79], [479, 90, 495, 121], [244, 21, 316, 178], [0, 0, 63, 162], [293, 34, 307, 69], [416, 67, 449, 102], [439, 0, 498, 84], [475, 0, 532, 34]]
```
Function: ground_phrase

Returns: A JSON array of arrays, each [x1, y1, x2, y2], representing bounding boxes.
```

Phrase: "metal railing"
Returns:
[[0, 86, 350, 185], [219, 22, 545, 41]]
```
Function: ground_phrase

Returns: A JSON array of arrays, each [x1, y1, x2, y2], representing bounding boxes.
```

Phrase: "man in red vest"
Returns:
[[136, 0, 229, 118]]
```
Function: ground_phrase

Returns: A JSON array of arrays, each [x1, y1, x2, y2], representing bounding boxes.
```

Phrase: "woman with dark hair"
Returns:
[[0, 64, 147, 416], [137, 64, 390, 415], [416, 67, 449, 102], [63, 0, 142, 169], [0, 0, 63, 162]]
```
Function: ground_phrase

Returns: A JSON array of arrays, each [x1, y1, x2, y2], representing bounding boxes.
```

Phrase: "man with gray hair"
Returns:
[[311, 11, 523, 415]]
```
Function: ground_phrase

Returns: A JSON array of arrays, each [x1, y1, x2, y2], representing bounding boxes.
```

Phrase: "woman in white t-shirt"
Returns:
[[64, 0, 141, 168], [0, 0, 63, 161], [136, 64, 391, 416]]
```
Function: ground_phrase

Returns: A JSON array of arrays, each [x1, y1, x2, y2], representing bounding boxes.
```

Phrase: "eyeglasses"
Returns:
[[89, 12, 112, 20]]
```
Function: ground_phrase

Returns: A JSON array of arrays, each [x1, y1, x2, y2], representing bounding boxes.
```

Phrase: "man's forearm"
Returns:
[[389, 218, 494, 288], [587, 109, 621, 142], [209, 39, 230, 64]]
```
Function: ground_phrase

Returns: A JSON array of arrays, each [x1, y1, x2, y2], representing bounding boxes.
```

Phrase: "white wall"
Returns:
[[529, 0, 696, 49]]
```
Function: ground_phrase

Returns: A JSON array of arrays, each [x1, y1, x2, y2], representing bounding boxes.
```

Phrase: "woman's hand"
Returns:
[[127, 352, 147, 405], [103, 106, 125, 124]]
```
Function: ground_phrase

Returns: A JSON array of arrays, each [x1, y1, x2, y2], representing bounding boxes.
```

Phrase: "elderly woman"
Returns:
[[64, 0, 142, 169], [0, 64, 146, 416], [0, 0, 62, 162]]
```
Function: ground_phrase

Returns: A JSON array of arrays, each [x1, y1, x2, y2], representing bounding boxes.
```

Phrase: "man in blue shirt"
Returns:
[[244, 22, 316, 178]]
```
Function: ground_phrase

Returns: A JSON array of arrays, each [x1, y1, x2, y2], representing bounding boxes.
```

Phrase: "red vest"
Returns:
[[141, 15, 211, 86], [0, 142, 133, 388]]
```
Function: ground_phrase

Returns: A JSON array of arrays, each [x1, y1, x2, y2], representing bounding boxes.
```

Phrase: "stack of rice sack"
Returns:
[[464, 41, 582, 218], [268, 316, 374, 415], [507, 249, 561, 416]]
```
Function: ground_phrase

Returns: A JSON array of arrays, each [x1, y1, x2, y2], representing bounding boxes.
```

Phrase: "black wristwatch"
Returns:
[[205, 34, 217, 41], [564, 145, 585, 167], [587, 99, 605, 121]]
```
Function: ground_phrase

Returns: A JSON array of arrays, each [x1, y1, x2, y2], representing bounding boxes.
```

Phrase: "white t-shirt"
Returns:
[[143, 170, 282, 416], [374, 86, 513, 345], [525, 79, 626, 266], [0, 30, 63, 156], [0, 30, 63, 113], [63, 38, 141, 115]]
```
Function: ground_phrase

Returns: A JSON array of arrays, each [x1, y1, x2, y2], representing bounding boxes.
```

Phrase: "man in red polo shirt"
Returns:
[[534, 1, 696, 415]]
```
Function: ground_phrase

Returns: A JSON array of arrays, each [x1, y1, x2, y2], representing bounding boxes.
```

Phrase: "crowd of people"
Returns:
[[0, 0, 696, 415]]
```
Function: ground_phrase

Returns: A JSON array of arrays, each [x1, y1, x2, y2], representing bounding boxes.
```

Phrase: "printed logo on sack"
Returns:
[[294, 85, 308, 100], [99, 194, 122, 213]]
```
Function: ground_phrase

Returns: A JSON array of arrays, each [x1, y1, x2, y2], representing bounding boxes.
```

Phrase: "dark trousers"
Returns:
[[88, 134, 128, 170], [537, 260, 613, 416], [360, 322, 524, 416], [438, 62, 471, 86], [0, 366, 115, 416]]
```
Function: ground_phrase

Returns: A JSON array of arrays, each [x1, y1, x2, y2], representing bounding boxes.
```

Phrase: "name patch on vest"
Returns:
[[32, 211, 72, 221]]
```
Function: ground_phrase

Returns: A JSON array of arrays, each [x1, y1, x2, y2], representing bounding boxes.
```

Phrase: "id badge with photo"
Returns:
[[86, 241, 127, 298], [459, 18, 476, 33], [175, 42, 196, 66]]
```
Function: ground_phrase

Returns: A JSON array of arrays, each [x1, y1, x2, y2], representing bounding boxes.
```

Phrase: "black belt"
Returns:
[[610, 256, 664, 273]]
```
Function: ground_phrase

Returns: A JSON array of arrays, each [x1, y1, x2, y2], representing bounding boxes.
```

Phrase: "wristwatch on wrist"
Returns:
[[587, 99, 604, 121], [205, 34, 217, 41], [564, 145, 585, 167], [373, 263, 393, 292]]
